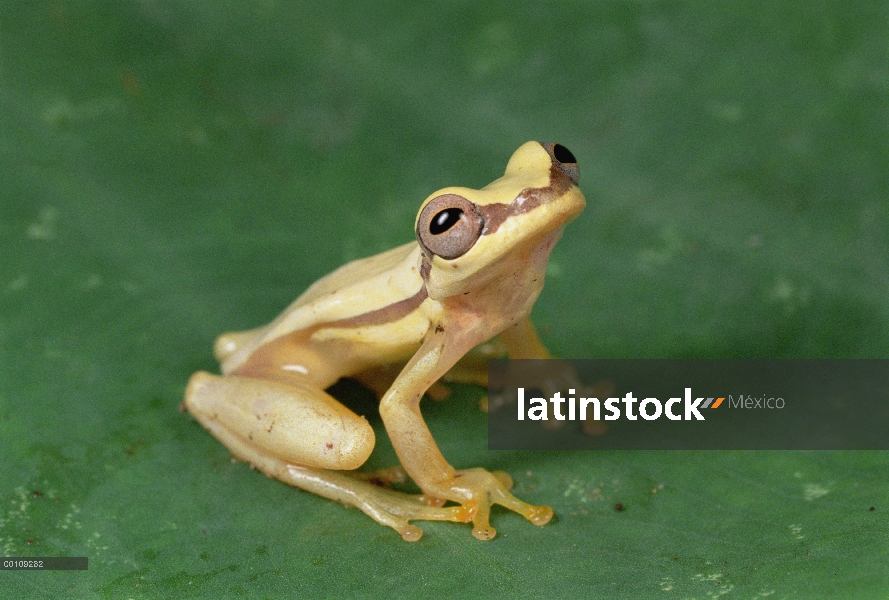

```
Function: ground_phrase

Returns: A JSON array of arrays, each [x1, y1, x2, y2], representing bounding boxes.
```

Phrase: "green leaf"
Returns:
[[2, 1, 887, 597]]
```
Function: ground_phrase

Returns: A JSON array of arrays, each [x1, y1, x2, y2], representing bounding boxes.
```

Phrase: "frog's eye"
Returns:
[[543, 142, 579, 185], [416, 194, 484, 260]]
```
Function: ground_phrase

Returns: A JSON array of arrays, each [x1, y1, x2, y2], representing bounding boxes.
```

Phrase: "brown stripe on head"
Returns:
[[478, 159, 577, 236]]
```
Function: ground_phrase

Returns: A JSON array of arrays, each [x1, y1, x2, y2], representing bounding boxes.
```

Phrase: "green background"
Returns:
[[2, 1, 887, 597]]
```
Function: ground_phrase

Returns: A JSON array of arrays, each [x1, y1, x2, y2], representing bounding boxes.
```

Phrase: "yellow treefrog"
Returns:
[[184, 141, 585, 541]]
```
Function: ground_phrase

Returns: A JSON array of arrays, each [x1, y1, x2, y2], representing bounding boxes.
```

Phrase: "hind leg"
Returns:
[[184, 372, 468, 540]]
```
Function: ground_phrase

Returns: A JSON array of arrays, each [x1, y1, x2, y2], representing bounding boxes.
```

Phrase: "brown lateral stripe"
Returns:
[[313, 286, 429, 331]]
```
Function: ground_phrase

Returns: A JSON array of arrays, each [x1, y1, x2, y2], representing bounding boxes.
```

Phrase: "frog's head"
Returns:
[[415, 141, 585, 300]]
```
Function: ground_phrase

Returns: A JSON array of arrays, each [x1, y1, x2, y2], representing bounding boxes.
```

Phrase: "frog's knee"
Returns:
[[184, 371, 216, 410]]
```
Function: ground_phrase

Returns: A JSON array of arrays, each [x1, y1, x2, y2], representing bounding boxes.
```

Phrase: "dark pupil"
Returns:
[[553, 144, 576, 164], [430, 208, 463, 235]]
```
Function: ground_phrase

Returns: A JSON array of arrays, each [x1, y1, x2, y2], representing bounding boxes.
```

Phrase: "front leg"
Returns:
[[379, 316, 553, 540]]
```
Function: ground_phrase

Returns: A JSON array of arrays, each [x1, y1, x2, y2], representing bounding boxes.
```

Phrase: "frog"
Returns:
[[183, 141, 585, 541]]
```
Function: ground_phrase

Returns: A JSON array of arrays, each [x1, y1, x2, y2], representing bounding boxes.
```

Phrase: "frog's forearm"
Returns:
[[379, 399, 456, 485], [379, 327, 478, 490]]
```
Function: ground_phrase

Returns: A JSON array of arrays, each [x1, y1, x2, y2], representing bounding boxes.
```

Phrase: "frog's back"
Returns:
[[218, 242, 424, 372], [293, 242, 421, 310]]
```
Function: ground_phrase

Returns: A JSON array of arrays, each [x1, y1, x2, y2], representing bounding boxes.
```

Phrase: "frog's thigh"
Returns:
[[185, 371, 374, 470]]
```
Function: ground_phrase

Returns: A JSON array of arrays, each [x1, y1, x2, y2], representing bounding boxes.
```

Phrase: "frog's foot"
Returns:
[[430, 468, 553, 540], [281, 465, 472, 542], [202, 416, 469, 541]]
